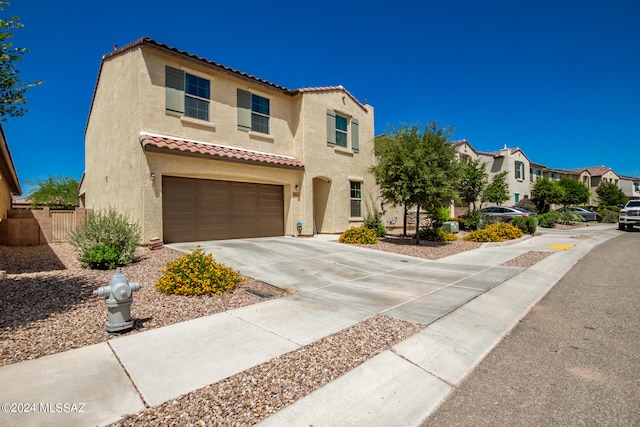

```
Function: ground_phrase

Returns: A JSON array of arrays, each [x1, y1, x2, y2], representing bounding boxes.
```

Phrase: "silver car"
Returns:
[[555, 206, 598, 221], [480, 206, 537, 222]]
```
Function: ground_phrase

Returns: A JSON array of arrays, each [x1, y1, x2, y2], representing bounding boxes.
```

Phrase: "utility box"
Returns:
[[442, 221, 459, 233]]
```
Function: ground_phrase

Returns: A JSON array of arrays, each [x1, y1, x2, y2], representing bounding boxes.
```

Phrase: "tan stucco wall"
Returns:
[[82, 48, 146, 233], [0, 174, 11, 219], [296, 91, 376, 234], [83, 44, 376, 241]]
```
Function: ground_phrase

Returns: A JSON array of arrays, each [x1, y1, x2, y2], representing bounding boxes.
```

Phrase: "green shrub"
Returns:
[[556, 210, 584, 224], [339, 226, 378, 244], [419, 227, 458, 242], [427, 206, 450, 229], [602, 205, 621, 213], [461, 210, 487, 231], [599, 209, 619, 223], [464, 222, 523, 242], [363, 211, 387, 237], [511, 216, 537, 234], [538, 212, 559, 228], [68, 208, 141, 269], [156, 247, 243, 296]]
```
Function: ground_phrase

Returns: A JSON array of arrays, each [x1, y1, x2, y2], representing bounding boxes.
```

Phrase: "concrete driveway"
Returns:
[[167, 235, 524, 327]]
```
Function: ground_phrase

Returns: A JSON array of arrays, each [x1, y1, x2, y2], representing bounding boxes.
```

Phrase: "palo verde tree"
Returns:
[[0, 1, 42, 119], [482, 171, 510, 206], [557, 177, 590, 207], [27, 176, 79, 209], [458, 158, 488, 211], [369, 121, 460, 244], [531, 177, 563, 213], [595, 181, 626, 207]]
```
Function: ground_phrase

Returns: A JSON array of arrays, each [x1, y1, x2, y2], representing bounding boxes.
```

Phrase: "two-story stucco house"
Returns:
[[451, 140, 534, 211], [79, 38, 375, 243]]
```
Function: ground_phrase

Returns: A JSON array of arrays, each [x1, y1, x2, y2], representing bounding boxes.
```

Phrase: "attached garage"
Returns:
[[162, 176, 284, 243]]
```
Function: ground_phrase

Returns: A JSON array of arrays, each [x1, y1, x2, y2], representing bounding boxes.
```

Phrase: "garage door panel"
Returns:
[[163, 177, 284, 243]]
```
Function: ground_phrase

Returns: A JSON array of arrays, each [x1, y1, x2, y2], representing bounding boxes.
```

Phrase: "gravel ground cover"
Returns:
[[0, 243, 288, 367], [0, 231, 554, 425], [112, 314, 422, 426]]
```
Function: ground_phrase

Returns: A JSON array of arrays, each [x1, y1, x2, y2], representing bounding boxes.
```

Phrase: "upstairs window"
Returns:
[[327, 109, 359, 153], [251, 94, 270, 134], [237, 89, 270, 134], [166, 66, 210, 121], [515, 161, 524, 180], [350, 181, 362, 217], [335, 114, 348, 147]]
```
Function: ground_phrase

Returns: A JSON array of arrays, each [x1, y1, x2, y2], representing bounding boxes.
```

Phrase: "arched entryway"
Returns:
[[312, 177, 331, 234]]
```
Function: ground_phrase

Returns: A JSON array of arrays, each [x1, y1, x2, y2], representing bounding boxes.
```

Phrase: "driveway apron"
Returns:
[[168, 236, 524, 326]]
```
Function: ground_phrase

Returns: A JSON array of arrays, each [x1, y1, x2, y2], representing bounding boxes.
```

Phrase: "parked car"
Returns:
[[555, 206, 599, 221], [618, 200, 640, 230], [481, 206, 537, 222]]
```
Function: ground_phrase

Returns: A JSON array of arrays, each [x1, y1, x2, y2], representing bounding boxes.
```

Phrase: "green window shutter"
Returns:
[[326, 109, 336, 146], [165, 66, 185, 115], [351, 118, 359, 153], [237, 89, 252, 131]]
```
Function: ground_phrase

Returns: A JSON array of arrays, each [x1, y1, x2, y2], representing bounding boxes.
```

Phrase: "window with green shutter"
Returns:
[[326, 110, 359, 153], [335, 114, 348, 147], [237, 89, 270, 134], [166, 66, 210, 121]]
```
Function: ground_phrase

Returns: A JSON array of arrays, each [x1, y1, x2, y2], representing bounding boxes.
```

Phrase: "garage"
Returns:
[[162, 176, 284, 243]]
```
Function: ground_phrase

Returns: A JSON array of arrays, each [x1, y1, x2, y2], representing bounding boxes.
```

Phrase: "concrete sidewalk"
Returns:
[[0, 225, 619, 426]]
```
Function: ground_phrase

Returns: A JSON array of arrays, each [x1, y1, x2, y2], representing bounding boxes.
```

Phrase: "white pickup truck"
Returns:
[[618, 200, 640, 230]]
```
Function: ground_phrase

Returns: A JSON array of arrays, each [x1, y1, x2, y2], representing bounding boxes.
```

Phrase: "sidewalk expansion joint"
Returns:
[[107, 340, 150, 408], [390, 348, 456, 388]]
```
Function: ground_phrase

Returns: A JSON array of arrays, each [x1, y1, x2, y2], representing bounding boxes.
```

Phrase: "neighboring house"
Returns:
[[566, 166, 620, 206], [79, 38, 375, 243], [0, 124, 21, 220], [451, 141, 534, 207], [619, 175, 640, 200]]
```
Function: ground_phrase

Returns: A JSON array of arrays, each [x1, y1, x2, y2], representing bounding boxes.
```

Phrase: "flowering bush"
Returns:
[[463, 222, 523, 242], [156, 247, 243, 296], [339, 226, 378, 244]]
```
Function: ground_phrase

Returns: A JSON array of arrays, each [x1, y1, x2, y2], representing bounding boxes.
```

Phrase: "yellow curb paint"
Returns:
[[549, 244, 573, 250]]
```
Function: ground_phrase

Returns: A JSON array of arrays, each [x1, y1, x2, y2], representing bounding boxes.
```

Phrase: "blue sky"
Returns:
[[4, 0, 639, 196]]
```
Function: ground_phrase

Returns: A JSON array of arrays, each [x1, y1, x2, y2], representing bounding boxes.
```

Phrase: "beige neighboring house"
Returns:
[[0, 124, 21, 220], [451, 140, 534, 209], [619, 175, 640, 200], [563, 166, 620, 206], [79, 38, 376, 243]]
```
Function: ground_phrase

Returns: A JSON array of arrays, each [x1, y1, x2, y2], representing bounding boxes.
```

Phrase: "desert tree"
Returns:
[[369, 121, 460, 244], [27, 176, 79, 209], [531, 177, 563, 213], [0, 1, 43, 119], [482, 171, 510, 206], [458, 158, 488, 211], [557, 178, 590, 207]]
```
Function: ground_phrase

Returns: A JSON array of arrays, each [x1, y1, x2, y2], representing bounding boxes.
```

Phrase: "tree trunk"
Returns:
[[403, 204, 408, 237], [415, 205, 421, 245]]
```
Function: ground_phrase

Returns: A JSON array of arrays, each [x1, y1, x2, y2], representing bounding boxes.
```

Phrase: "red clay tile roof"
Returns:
[[297, 86, 368, 111], [568, 165, 614, 177], [139, 134, 304, 169], [86, 37, 369, 136]]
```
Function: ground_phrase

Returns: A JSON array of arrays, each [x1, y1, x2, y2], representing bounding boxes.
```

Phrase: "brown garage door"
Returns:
[[162, 176, 284, 243]]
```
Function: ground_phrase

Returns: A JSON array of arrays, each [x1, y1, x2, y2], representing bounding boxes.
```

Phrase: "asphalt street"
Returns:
[[424, 230, 640, 426]]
